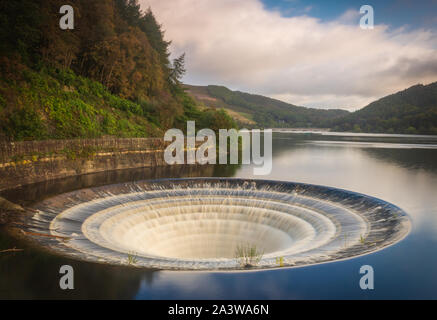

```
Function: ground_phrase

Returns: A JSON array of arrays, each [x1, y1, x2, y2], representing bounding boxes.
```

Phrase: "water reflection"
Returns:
[[0, 164, 239, 299], [0, 164, 240, 207], [0, 228, 154, 299], [362, 148, 437, 173], [1, 133, 437, 299]]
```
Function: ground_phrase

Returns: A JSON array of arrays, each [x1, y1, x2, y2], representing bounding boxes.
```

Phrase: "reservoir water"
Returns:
[[1, 132, 437, 299]]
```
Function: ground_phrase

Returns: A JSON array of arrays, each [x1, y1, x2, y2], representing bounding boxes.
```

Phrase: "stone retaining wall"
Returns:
[[0, 138, 171, 191]]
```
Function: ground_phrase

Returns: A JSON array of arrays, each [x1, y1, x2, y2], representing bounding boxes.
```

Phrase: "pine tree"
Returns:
[[170, 53, 186, 85], [140, 8, 171, 68]]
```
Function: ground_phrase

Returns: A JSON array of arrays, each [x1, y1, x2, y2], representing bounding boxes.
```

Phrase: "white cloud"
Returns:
[[141, 0, 437, 110], [270, 93, 378, 111], [337, 9, 360, 25]]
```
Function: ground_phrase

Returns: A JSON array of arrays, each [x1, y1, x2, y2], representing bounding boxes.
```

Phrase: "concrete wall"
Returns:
[[0, 138, 171, 191]]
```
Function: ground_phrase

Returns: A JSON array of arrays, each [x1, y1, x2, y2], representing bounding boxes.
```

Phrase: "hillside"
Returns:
[[331, 82, 437, 135], [1, 1, 436, 140], [187, 83, 437, 135], [186, 85, 349, 128], [0, 0, 235, 140]]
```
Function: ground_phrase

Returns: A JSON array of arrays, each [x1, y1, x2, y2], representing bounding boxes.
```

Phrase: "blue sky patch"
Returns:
[[261, 0, 437, 30]]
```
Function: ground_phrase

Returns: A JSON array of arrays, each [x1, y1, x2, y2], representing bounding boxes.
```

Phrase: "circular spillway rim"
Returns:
[[27, 177, 411, 272]]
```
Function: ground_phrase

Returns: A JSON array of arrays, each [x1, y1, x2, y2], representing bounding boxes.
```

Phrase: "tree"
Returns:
[[140, 7, 171, 68], [169, 53, 186, 85], [0, 0, 238, 140], [0, 0, 43, 64]]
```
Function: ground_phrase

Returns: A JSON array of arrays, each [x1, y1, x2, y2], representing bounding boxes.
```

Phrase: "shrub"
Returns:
[[235, 244, 264, 268]]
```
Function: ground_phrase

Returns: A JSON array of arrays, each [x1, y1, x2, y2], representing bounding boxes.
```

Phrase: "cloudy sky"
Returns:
[[140, 0, 437, 110]]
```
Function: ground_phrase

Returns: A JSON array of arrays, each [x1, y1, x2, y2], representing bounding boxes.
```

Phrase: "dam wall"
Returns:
[[0, 138, 171, 191]]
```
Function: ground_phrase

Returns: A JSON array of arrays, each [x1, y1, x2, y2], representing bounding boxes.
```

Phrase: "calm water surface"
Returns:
[[1, 132, 437, 299]]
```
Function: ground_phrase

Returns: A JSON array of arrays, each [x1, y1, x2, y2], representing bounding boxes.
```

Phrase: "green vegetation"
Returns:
[[1, 1, 435, 139], [187, 83, 437, 135], [61, 145, 98, 160], [330, 83, 437, 135], [275, 256, 284, 267], [0, 0, 235, 141], [0, 67, 162, 139], [126, 252, 138, 266], [186, 85, 349, 128], [235, 244, 264, 268]]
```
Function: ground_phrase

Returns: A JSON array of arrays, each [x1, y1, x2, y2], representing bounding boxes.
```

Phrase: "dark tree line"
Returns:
[[0, 0, 234, 140], [330, 83, 437, 135]]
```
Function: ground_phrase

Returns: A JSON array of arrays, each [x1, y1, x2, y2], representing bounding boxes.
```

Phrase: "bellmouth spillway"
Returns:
[[25, 178, 411, 271]]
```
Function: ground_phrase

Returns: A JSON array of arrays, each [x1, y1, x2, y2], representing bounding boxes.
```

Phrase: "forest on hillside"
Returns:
[[0, 0, 235, 140], [203, 85, 349, 128], [1, 0, 436, 140], [187, 83, 437, 135], [330, 83, 437, 135]]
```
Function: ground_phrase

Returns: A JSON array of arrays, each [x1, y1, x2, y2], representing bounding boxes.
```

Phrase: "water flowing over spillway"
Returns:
[[25, 178, 411, 271]]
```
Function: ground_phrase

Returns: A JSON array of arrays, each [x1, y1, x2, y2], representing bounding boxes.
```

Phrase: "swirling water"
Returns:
[[1, 132, 437, 299]]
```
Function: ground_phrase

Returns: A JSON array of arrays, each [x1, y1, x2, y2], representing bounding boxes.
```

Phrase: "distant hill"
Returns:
[[331, 82, 437, 135], [186, 83, 437, 135], [185, 85, 349, 128]]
